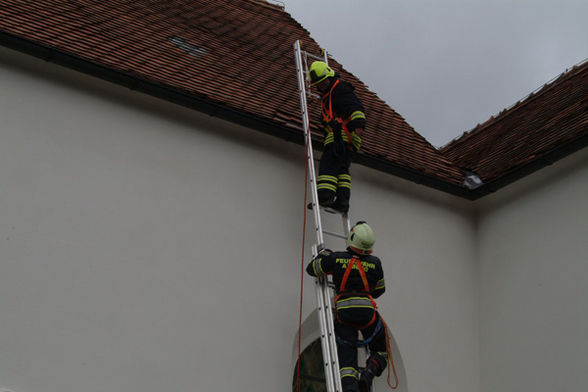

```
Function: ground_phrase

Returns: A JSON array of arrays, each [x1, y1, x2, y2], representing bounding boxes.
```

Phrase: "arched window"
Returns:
[[292, 338, 326, 392], [292, 309, 408, 391]]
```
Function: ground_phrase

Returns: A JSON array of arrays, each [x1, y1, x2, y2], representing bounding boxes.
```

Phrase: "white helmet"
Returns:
[[347, 221, 375, 255]]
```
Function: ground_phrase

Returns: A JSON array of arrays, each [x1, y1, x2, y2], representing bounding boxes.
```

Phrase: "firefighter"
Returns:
[[308, 61, 366, 214], [306, 221, 387, 392]]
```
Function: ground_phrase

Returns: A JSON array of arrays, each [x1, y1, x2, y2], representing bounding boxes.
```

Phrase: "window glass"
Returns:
[[292, 339, 326, 392]]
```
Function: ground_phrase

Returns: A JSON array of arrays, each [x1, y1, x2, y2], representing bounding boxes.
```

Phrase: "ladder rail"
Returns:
[[294, 40, 343, 392], [294, 40, 324, 248], [295, 41, 374, 392], [312, 247, 337, 392], [317, 277, 338, 390]]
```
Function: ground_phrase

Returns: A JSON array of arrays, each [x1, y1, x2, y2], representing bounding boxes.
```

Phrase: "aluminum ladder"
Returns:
[[294, 40, 351, 392]]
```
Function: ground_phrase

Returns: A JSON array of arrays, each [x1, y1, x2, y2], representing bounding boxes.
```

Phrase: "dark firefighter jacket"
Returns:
[[306, 248, 385, 303], [322, 79, 366, 151]]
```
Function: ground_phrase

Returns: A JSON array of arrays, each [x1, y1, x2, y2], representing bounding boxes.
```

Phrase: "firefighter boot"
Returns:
[[358, 369, 375, 392], [341, 378, 360, 392], [332, 177, 350, 213], [358, 359, 381, 392], [317, 189, 336, 208]]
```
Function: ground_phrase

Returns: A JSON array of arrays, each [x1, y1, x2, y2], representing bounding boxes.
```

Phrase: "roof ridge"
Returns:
[[242, 0, 285, 11], [441, 58, 588, 151]]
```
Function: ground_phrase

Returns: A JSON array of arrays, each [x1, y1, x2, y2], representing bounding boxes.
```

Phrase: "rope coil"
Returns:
[[382, 318, 399, 389]]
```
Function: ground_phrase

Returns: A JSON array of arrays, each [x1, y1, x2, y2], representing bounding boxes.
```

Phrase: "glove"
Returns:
[[317, 248, 333, 257], [328, 120, 342, 132]]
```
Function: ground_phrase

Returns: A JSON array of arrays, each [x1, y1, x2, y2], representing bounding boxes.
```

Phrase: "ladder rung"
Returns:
[[302, 51, 326, 61], [307, 91, 322, 100], [322, 230, 347, 240]]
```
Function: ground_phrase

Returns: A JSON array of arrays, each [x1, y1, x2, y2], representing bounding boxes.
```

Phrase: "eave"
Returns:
[[2, 31, 585, 201]]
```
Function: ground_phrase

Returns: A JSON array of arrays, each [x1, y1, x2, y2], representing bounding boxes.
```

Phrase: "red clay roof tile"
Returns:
[[0, 0, 466, 188], [1, 0, 585, 197], [442, 61, 587, 183]]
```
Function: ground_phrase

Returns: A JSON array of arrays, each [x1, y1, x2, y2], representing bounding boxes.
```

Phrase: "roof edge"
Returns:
[[442, 58, 588, 152], [0, 32, 471, 198], [466, 132, 588, 199], [2, 32, 585, 201]]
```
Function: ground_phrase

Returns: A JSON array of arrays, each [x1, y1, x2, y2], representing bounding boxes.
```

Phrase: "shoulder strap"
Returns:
[[340, 256, 370, 293], [321, 79, 340, 122]]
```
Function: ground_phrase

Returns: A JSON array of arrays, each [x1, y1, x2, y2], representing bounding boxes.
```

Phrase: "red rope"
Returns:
[[382, 318, 399, 389], [296, 130, 311, 392]]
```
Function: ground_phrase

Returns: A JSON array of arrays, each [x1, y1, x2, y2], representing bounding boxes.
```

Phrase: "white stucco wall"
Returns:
[[1, 48, 479, 392], [346, 165, 480, 392], [476, 149, 588, 392]]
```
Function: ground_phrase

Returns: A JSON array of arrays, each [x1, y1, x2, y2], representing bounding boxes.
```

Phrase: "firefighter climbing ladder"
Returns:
[[294, 40, 350, 392]]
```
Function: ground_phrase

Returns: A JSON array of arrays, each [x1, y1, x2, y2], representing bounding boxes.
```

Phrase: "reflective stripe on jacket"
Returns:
[[321, 79, 366, 151]]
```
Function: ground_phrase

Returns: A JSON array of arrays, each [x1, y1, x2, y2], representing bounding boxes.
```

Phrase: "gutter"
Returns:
[[467, 132, 588, 199], [1, 32, 585, 201]]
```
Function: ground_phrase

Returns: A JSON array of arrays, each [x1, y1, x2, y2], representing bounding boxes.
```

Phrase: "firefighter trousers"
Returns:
[[335, 310, 388, 392], [316, 142, 353, 212]]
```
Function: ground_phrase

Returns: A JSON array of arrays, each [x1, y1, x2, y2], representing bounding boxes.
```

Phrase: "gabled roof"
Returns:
[[0, 0, 586, 200], [0, 0, 467, 196], [442, 60, 588, 192]]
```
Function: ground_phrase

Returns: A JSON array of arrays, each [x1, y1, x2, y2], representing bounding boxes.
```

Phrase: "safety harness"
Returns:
[[334, 256, 378, 329], [336, 319, 383, 348], [321, 79, 354, 147]]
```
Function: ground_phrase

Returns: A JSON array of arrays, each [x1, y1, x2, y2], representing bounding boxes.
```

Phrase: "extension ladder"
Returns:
[[293, 40, 351, 392]]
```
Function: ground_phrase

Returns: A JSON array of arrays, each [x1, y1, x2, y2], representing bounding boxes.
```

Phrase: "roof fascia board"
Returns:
[[353, 154, 472, 198]]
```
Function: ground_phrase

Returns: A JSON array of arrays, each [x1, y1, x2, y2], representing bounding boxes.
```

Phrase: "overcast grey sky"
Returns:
[[283, 0, 587, 147]]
